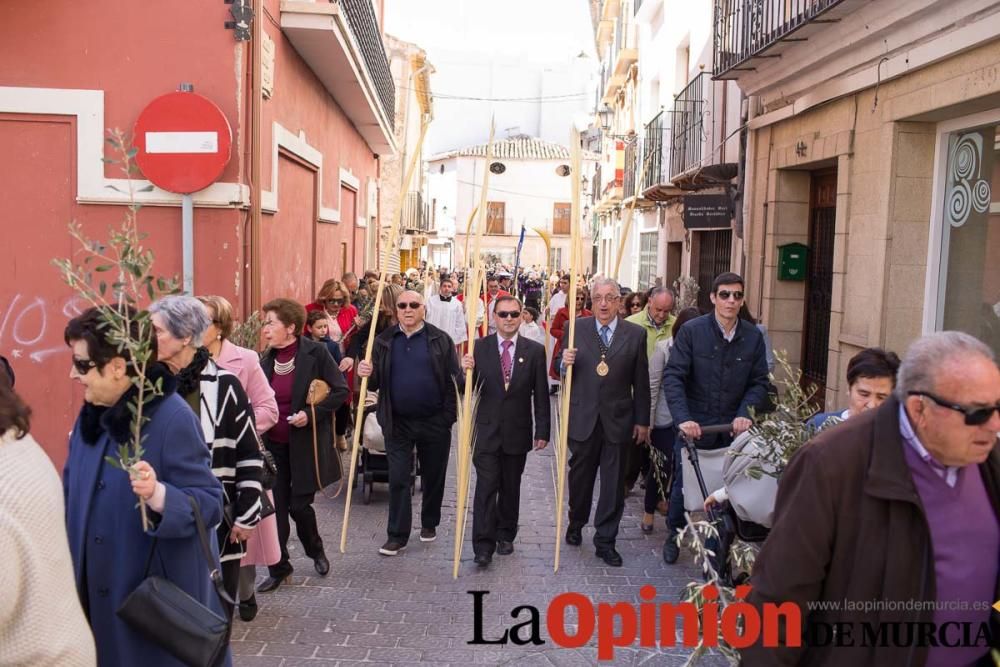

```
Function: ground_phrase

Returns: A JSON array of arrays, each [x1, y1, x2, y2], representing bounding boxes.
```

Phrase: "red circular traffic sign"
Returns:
[[134, 91, 233, 194]]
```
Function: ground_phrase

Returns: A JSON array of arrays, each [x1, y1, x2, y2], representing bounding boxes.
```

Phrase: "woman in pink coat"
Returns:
[[199, 295, 281, 622]]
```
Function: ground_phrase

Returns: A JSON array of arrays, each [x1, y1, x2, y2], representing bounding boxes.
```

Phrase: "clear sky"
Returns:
[[384, 0, 596, 64]]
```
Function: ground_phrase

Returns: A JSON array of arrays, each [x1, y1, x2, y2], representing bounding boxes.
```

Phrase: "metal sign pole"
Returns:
[[182, 193, 194, 294]]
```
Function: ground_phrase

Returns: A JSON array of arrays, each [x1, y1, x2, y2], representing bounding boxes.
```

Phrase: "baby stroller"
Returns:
[[357, 390, 418, 503], [679, 424, 771, 586]]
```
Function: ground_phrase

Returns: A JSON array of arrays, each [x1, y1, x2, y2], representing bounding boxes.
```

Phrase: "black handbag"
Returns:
[[117, 495, 233, 667], [254, 429, 278, 490]]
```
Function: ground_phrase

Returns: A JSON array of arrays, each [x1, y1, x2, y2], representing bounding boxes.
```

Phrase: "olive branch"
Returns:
[[52, 129, 180, 530]]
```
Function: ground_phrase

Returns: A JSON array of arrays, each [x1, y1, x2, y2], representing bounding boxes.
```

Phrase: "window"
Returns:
[[487, 201, 505, 235], [934, 123, 1000, 357], [553, 202, 571, 235], [553, 247, 563, 271], [637, 232, 658, 290]]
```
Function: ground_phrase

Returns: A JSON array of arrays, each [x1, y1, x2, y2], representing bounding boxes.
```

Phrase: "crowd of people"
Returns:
[[0, 263, 998, 666]]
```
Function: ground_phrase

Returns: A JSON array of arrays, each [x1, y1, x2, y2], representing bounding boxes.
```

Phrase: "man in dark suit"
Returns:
[[561, 277, 650, 567], [461, 295, 551, 567]]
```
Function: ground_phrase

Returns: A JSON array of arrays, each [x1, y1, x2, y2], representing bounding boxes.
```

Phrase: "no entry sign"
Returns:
[[134, 91, 233, 194]]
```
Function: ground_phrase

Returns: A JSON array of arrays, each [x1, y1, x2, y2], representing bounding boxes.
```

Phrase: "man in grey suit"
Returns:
[[461, 295, 551, 567], [561, 278, 651, 566]]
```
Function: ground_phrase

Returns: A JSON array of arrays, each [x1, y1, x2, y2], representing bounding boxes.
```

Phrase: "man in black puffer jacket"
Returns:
[[661, 272, 771, 563], [357, 290, 462, 557]]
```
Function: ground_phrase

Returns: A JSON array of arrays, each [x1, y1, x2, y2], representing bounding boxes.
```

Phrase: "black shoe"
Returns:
[[663, 532, 680, 564], [549, 385, 559, 396], [238, 595, 259, 622], [496, 540, 514, 555], [419, 527, 437, 542], [257, 573, 289, 593], [379, 539, 407, 556], [313, 554, 330, 576], [596, 547, 623, 567], [565, 527, 582, 546], [474, 553, 492, 567]]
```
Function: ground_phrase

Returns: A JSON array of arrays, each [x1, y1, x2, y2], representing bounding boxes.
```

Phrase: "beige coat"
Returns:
[[0, 429, 96, 666]]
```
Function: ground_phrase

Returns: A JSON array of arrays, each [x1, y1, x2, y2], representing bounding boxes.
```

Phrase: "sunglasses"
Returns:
[[396, 301, 423, 310], [717, 290, 744, 301], [496, 310, 521, 319], [72, 357, 97, 375], [325, 298, 345, 306], [909, 391, 1000, 426]]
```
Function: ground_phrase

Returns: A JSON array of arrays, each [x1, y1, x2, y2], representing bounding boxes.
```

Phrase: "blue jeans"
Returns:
[[667, 434, 685, 532]]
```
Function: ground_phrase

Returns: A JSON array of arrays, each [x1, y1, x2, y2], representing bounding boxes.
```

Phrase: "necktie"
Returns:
[[501, 339, 513, 387], [600, 325, 611, 348]]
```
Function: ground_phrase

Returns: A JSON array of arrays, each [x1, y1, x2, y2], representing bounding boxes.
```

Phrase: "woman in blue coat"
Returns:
[[63, 307, 229, 667]]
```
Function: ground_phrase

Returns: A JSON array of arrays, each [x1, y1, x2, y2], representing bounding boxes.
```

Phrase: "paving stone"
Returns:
[[234, 417, 714, 666]]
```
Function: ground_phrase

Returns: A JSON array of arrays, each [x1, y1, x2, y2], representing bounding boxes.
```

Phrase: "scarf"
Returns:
[[175, 346, 211, 397], [78, 362, 177, 446]]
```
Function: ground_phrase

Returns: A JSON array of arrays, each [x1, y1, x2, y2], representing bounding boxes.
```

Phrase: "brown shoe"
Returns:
[[336, 435, 348, 451], [641, 513, 654, 534]]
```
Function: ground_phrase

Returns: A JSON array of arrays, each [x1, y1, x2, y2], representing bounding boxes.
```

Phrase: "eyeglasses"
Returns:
[[325, 298, 345, 306], [72, 357, 97, 375], [717, 290, 744, 301], [592, 295, 619, 304], [909, 391, 1000, 426], [496, 310, 521, 319], [396, 301, 423, 310]]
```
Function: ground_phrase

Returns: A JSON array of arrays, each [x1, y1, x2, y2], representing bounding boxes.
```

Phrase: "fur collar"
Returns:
[[78, 362, 177, 446]]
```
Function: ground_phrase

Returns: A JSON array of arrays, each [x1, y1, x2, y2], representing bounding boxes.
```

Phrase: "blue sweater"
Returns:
[[389, 327, 443, 418]]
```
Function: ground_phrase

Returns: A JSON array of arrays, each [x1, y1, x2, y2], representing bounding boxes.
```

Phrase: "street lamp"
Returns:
[[597, 104, 614, 132]]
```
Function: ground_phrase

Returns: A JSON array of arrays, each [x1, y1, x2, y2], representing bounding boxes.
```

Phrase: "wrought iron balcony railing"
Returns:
[[401, 192, 429, 232], [669, 73, 705, 180], [713, 0, 847, 79], [623, 139, 638, 199], [643, 110, 667, 191], [341, 0, 395, 130]]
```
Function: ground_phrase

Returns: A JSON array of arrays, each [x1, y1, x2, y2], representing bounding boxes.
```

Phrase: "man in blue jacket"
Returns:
[[661, 272, 771, 564]]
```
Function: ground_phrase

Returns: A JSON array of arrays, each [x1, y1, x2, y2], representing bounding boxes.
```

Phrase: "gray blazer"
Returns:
[[649, 337, 674, 428], [561, 316, 651, 443]]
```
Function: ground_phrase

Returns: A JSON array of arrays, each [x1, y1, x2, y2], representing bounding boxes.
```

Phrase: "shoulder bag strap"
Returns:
[[311, 403, 344, 500], [186, 494, 234, 608]]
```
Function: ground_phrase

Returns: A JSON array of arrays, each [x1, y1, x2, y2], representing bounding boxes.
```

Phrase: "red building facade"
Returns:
[[0, 0, 395, 464]]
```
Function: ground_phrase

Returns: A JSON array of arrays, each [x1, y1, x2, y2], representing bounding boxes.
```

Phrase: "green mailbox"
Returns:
[[777, 243, 808, 281]]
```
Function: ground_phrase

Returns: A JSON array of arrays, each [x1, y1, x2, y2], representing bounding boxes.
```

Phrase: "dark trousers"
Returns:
[[645, 425, 677, 514], [472, 448, 528, 556], [567, 417, 627, 550], [622, 440, 647, 491], [667, 435, 686, 532], [385, 413, 451, 542], [267, 441, 325, 578]]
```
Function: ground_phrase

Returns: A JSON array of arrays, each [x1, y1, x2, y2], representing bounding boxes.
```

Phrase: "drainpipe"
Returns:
[[249, 0, 263, 314]]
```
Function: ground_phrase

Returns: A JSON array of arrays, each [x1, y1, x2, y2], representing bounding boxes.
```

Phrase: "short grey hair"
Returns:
[[647, 286, 674, 301], [591, 277, 620, 296], [895, 331, 995, 400], [150, 295, 211, 346]]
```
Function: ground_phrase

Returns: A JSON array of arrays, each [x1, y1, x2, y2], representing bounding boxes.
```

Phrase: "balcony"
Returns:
[[401, 192, 430, 233], [280, 0, 397, 155], [601, 18, 637, 104], [641, 110, 682, 202], [669, 73, 705, 181], [713, 0, 858, 80], [623, 139, 638, 200]]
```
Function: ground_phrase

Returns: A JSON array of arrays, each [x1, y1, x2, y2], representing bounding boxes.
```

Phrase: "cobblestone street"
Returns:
[[233, 403, 727, 666]]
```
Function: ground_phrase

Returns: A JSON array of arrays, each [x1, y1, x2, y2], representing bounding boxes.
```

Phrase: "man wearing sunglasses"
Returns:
[[357, 291, 462, 557], [460, 295, 550, 567], [661, 271, 771, 564], [744, 331, 1000, 666]]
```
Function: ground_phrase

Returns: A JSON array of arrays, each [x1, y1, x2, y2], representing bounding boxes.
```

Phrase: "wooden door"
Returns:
[[487, 201, 505, 235], [553, 202, 571, 235]]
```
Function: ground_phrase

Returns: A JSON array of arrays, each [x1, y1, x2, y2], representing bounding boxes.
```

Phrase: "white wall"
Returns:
[[427, 153, 595, 270]]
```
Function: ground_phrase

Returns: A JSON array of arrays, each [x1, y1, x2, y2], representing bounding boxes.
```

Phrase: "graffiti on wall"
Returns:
[[0, 294, 89, 363]]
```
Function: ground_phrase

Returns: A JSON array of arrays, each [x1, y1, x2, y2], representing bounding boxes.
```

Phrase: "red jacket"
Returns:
[[549, 306, 592, 379]]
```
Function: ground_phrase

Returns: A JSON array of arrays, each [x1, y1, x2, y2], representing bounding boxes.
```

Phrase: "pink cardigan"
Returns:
[[215, 339, 278, 435]]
